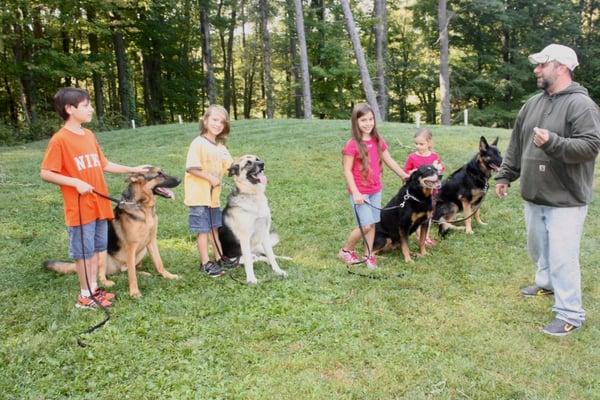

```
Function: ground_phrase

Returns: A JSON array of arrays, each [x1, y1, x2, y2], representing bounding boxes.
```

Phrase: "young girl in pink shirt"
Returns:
[[338, 103, 409, 269], [404, 128, 445, 245]]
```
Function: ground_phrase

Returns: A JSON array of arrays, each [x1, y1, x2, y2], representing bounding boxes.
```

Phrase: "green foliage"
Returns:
[[1, 120, 600, 398]]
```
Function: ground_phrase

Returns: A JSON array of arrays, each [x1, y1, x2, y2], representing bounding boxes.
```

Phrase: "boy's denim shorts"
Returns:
[[349, 191, 382, 227], [68, 219, 108, 260], [189, 206, 222, 233]]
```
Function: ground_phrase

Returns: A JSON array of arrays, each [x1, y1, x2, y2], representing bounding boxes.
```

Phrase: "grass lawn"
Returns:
[[1, 119, 599, 399]]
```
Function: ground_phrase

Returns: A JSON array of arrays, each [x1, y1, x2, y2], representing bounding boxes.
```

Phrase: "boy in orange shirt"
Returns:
[[41, 87, 147, 309]]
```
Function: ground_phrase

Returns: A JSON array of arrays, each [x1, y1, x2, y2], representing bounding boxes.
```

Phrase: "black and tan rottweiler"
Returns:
[[433, 136, 502, 237], [372, 165, 441, 263], [44, 167, 181, 297]]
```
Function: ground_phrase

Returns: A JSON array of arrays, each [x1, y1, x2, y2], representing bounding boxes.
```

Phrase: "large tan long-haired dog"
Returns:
[[218, 155, 287, 284]]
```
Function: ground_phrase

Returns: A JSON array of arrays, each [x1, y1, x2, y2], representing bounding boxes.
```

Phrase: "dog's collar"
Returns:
[[399, 189, 421, 208]]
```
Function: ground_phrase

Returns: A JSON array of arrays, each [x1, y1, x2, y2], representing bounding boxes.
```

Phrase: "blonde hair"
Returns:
[[350, 103, 383, 180], [415, 127, 433, 151], [200, 105, 230, 144]]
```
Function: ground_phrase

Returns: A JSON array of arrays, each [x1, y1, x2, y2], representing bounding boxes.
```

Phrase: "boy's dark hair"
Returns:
[[53, 87, 90, 121]]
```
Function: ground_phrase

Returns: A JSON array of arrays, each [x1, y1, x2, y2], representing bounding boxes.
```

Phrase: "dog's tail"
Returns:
[[43, 260, 76, 274]]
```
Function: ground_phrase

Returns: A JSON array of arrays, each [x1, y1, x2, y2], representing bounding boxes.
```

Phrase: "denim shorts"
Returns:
[[349, 191, 382, 227], [189, 206, 222, 233], [68, 219, 108, 260]]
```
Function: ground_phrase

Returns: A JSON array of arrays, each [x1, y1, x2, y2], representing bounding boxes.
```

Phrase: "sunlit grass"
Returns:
[[1, 119, 599, 399]]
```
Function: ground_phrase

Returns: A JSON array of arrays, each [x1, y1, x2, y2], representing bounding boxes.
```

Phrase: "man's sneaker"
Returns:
[[76, 294, 112, 309], [94, 288, 115, 301], [201, 261, 225, 277], [218, 256, 239, 270], [520, 285, 554, 297], [364, 255, 378, 270], [542, 318, 581, 337], [338, 248, 360, 265]]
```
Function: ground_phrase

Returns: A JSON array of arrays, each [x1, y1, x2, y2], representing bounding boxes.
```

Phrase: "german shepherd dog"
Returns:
[[44, 167, 181, 297], [372, 165, 441, 263], [218, 155, 287, 284], [434, 136, 502, 237]]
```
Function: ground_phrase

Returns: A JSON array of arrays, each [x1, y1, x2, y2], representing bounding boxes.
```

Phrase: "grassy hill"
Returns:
[[1, 119, 599, 399]]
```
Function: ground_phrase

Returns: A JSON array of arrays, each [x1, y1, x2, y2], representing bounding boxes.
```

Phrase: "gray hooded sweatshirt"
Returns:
[[496, 82, 600, 206]]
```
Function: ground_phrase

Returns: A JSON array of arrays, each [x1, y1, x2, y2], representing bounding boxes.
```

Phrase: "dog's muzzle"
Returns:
[[423, 177, 441, 189]]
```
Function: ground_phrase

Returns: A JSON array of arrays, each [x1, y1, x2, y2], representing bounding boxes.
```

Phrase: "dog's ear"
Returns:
[[491, 136, 499, 146], [128, 173, 144, 183], [228, 163, 240, 177], [479, 136, 489, 151]]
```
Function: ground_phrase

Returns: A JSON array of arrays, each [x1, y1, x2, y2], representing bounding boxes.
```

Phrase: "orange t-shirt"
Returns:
[[41, 127, 114, 226]]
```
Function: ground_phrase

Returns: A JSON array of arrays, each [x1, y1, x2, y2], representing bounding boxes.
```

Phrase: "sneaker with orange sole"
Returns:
[[94, 288, 115, 301], [76, 294, 112, 309]]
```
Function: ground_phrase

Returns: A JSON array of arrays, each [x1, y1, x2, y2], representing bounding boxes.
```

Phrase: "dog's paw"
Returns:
[[404, 258, 414, 263], [465, 229, 474, 235], [275, 269, 288, 278], [416, 251, 429, 258], [246, 278, 258, 285], [478, 221, 488, 226], [102, 279, 115, 287], [163, 272, 179, 280], [130, 290, 142, 298]]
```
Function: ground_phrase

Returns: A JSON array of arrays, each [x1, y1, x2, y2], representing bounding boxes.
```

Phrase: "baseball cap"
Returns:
[[528, 44, 579, 71]]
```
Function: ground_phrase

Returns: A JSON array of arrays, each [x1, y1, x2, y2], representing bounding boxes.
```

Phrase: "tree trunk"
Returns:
[[259, 0, 274, 119], [374, 0, 387, 121], [438, 0, 451, 125], [112, 29, 131, 122], [200, 0, 217, 105], [340, 0, 381, 121], [87, 8, 105, 121], [11, 9, 37, 124], [294, 0, 312, 119]]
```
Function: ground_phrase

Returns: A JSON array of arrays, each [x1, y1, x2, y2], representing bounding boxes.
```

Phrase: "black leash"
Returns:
[[206, 186, 246, 286], [76, 192, 114, 347], [345, 202, 403, 280]]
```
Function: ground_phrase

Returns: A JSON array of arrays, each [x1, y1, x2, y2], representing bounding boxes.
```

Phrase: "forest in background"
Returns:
[[1, 0, 599, 144]]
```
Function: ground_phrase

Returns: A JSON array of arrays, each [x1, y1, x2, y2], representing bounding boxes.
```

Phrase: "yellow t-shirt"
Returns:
[[184, 135, 233, 207]]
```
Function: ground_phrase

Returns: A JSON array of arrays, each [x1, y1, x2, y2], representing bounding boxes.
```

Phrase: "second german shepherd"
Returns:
[[44, 167, 181, 297], [434, 136, 502, 236]]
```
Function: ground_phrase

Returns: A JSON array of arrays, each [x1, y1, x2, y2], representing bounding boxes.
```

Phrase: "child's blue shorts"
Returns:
[[68, 219, 108, 260], [189, 206, 222, 233], [349, 191, 382, 227]]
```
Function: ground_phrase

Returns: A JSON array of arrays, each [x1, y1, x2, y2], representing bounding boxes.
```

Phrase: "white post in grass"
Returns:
[[415, 112, 421, 128], [464, 109, 468, 126], [131, 120, 136, 129], [178, 115, 183, 124]]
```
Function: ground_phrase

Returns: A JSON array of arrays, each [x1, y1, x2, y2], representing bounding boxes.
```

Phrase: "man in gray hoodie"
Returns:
[[495, 44, 600, 336]]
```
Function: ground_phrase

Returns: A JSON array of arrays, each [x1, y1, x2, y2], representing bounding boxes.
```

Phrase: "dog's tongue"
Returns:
[[156, 187, 175, 199], [259, 173, 268, 185]]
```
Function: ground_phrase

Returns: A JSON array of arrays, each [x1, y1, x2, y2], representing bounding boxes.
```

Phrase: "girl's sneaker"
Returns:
[[338, 248, 360, 265], [76, 294, 112, 309], [364, 255, 378, 269], [425, 238, 437, 247]]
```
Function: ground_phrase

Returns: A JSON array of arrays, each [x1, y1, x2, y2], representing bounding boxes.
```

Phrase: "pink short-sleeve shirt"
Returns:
[[342, 136, 388, 194]]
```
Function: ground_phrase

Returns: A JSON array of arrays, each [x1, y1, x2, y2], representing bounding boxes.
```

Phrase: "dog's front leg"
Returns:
[[146, 238, 178, 280], [462, 199, 474, 234], [475, 208, 487, 225], [240, 238, 257, 284], [125, 244, 142, 297], [399, 233, 413, 263], [262, 237, 287, 278], [97, 251, 115, 287], [417, 224, 428, 257]]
